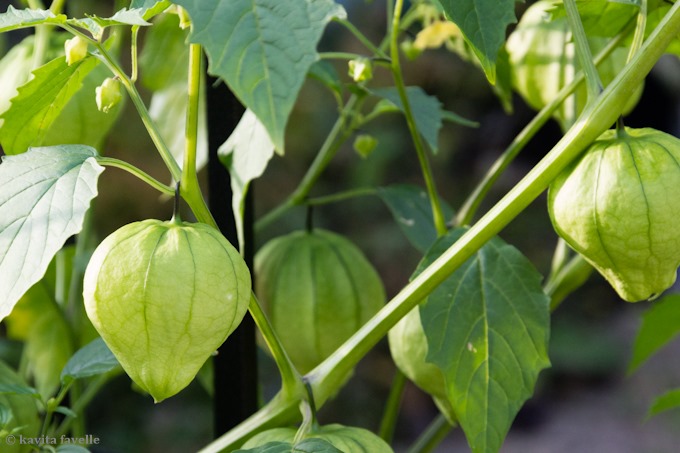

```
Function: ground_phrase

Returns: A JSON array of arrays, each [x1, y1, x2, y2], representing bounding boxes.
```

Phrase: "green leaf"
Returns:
[[54, 405, 78, 418], [174, 0, 346, 153], [130, 0, 172, 20], [236, 439, 343, 453], [68, 8, 151, 40], [0, 361, 40, 450], [307, 60, 343, 98], [0, 145, 104, 321], [648, 388, 680, 419], [42, 62, 124, 150], [55, 447, 91, 453], [548, 0, 639, 38], [377, 184, 454, 253], [56, 446, 91, 453], [0, 384, 40, 398], [0, 403, 12, 427], [5, 266, 74, 399], [371, 87, 476, 154], [218, 109, 276, 251], [60, 338, 119, 383], [140, 12, 189, 91], [0, 6, 66, 33], [437, 0, 520, 83], [0, 56, 99, 155], [628, 294, 680, 373], [0, 36, 36, 117], [148, 82, 208, 172], [419, 228, 551, 453]]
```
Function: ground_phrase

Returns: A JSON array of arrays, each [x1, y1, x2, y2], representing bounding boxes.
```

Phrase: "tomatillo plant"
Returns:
[[0, 1, 679, 452]]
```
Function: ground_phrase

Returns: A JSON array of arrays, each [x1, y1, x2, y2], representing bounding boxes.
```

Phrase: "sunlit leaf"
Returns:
[[0, 146, 104, 321], [218, 109, 276, 251], [0, 56, 98, 155], [0, 6, 66, 33], [438, 0, 520, 83], [130, 0, 172, 20]]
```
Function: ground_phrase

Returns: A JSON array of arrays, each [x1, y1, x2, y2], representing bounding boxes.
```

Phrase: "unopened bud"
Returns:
[[96, 77, 123, 113], [65, 36, 88, 66]]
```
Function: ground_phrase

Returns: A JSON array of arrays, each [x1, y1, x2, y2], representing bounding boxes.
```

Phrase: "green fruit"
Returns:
[[242, 424, 393, 453], [549, 127, 680, 302], [506, 1, 642, 130], [255, 229, 385, 374], [388, 307, 456, 423], [83, 219, 251, 402]]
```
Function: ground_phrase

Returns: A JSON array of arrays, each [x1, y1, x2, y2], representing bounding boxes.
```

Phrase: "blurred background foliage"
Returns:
[[2, 0, 680, 451]]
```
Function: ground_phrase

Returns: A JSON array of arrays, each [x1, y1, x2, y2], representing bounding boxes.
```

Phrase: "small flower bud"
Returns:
[[64, 36, 88, 66], [95, 77, 123, 113], [348, 57, 373, 83]]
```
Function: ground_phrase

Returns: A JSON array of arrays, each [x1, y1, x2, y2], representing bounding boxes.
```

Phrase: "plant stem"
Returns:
[[390, 0, 447, 237], [308, 0, 680, 408], [64, 24, 217, 227], [130, 25, 140, 82], [49, 0, 65, 13], [406, 414, 453, 453], [248, 293, 305, 398], [455, 28, 630, 226], [319, 52, 366, 61], [70, 30, 180, 181], [304, 187, 376, 206], [180, 43, 217, 227], [55, 373, 116, 437], [201, 3, 680, 451], [96, 157, 175, 195], [256, 96, 361, 230], [378, 370, 406, 443], [334, 17, 389, 59], [564, 0, 602, 100], [40, 381, 73, 436], [628, 0, 648, 63]]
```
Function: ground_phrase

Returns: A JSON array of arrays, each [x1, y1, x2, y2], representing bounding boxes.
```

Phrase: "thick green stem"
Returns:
[[390, 0, 447, 236], [564, 0, 602, 100], [201, 3, 680, 451], [180, 43, 216, 227], [455, 28, 629, 226], [96, 157, 175, 195], [308, 0, 680, 407]]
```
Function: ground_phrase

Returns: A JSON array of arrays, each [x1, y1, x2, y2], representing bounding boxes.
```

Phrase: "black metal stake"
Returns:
[[206, 75, 257, 436]]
